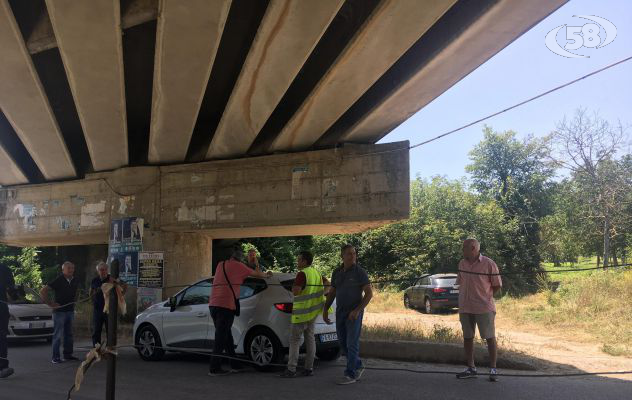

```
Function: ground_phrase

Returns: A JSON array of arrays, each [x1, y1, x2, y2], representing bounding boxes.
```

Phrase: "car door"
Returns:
[[420, 276, 431, 304], [162, 280, 212, 348], [411, 279, 423, 306], [208, 278, 267, 351]]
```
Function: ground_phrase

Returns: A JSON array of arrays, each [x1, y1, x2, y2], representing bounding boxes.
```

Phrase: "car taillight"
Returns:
[[433, 288, 447, 293], [274, 303, 293, 313]]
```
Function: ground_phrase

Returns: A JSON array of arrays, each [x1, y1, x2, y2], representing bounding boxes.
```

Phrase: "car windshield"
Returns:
[[434, 278, 457, 287], [8, 287, 43, 305]]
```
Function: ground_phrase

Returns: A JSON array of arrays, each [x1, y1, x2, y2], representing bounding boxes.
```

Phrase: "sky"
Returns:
[[380, 0, 632, 180]]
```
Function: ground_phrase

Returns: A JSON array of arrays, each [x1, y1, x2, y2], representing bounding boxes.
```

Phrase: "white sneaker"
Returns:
[[355, 366, 365, 381], [337, 375, 357, 385]]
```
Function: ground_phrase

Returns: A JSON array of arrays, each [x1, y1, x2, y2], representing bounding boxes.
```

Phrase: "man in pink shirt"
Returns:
[[455, 239, 502, 382], [208, 247, 272, 376]]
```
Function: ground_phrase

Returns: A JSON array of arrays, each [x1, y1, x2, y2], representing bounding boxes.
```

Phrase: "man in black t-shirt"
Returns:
[[89, 261, 127, 346], [40, 261, 79, 364], [1, 262, 18, 378]]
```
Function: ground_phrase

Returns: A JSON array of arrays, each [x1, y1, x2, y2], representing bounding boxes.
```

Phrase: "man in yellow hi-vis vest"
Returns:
[[280, 251, 325, 378]]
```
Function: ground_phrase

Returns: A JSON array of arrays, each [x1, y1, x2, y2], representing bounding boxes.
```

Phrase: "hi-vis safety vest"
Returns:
[[292, 266, 325, 324]]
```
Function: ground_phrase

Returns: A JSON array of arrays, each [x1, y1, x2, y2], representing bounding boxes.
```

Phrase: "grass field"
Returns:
[[365, 258, 632, 357]]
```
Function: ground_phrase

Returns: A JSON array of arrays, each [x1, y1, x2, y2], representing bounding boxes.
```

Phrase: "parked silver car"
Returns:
[[7, 289, 54, 341], [133, 272, 340, 366]]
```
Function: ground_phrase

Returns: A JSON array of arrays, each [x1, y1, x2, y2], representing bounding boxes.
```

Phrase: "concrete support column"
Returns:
[[142, 230, 212, 298]]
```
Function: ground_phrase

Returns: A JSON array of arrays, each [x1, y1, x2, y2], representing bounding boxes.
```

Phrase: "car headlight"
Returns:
[[9, 313, 17, 321]]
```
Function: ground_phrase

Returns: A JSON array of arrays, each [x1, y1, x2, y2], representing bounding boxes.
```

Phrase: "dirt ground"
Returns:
[[364, 310, 632, 380]]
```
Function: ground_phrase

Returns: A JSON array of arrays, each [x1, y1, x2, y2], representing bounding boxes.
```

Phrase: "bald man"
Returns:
[[455, 239, 502, 382]]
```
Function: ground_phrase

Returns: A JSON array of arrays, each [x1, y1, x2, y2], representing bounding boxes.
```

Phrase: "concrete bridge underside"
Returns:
[[0, 142, 408, 292]]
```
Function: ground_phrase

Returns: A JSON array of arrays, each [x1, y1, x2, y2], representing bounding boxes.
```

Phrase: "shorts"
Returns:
[[459, 312, 496, 340]]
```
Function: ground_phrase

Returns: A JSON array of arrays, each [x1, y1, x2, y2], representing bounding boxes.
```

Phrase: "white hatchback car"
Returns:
[[133, 273, 340, 366], [7, 289, 54, 341]]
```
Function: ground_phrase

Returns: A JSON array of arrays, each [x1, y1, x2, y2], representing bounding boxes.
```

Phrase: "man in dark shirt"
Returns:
[[1, 262, 18, 378], [323, 244, 373, 385], [40, 261, 79, 363], [89, 261, 127, 346]]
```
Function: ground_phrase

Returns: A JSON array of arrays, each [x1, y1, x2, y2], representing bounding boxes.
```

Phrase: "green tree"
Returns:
[[466, 127, 554, 293], [0, 245, 43, 289], [548, 109, 629, 267]]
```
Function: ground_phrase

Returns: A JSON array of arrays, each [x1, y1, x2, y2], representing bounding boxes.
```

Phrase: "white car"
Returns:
[[133, 273, 340, 366], [7, 289, 54, 341]]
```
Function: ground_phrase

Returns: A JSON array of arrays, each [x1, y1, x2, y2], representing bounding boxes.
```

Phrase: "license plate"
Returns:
[[451, 290, 459, 294], [320, 333, 338, 343], [29, 322, 45, 329]]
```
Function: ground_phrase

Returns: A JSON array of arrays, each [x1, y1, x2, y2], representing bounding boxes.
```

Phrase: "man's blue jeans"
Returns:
[[336, 310, 364, 379], [52, 311, 74, 360]]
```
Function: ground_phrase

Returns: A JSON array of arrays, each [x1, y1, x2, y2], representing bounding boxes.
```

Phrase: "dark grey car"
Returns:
[[403, 273, 459, 313]]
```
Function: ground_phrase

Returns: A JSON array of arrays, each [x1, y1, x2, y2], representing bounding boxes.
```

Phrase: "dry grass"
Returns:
[[498, 269, 632, 357], [362, 321, 462, 343], [366, 289, 410, 314]]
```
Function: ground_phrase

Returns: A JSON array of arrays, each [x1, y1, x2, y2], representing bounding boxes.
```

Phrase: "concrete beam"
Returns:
[[206, 0, 344, 160], [148, 0, 231, 164], [0, 0, 75, 181], [341, 0, 567, 143], [26, 0, 159, 55], [268, 0, 455, 153], [0, 142, 409, 246], [46, 0, 128, 171], [0, 145, 27, 185]]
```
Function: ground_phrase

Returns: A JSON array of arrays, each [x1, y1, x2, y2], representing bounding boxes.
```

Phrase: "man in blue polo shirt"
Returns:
[[323, 244, 373, 385]]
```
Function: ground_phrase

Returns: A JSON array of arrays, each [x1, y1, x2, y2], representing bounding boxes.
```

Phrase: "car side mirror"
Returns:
[[169, 296, 177, 312]]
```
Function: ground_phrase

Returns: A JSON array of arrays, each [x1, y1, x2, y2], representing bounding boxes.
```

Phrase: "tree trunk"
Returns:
[[603, 217, 610, 268], [597, 255, 601, 268], [612, 246, 618, 266]]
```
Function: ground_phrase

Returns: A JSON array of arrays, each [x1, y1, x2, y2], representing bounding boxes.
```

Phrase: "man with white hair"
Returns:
[[40, 262, 79, 364], [89, 261, 127, 346], [455, 239, 502, 382]]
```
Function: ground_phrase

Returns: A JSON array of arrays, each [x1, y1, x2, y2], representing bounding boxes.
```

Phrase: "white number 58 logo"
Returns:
[[545, 15, 617, 58]]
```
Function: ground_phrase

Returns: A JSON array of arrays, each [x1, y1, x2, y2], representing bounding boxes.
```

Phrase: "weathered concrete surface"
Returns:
[[207, 0, 344, 160], [0, 144, 27, 185], [268, 0, 455, 153], [143, 230, 212, 297], [0, 0, 75, 180], [148, 0, 231, 163], [46, 0, 129, 171], [0, 142, 409, 246]]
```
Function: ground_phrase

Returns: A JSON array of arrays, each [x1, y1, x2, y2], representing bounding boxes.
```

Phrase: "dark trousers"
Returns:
[[336, 309, 364, 379], [0, 304, 8, 370], [92, 308, 108, 346], [209, 306, 238, 371]]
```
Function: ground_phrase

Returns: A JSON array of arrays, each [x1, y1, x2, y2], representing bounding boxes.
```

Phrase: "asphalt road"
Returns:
[[2, 339, 631, 400]]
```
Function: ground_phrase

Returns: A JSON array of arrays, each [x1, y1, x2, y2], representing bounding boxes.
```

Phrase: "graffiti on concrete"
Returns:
[[13, 203, 37, 231]]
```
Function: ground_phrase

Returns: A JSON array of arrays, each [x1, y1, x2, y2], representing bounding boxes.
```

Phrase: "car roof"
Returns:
[[429, 273, 457, 278]]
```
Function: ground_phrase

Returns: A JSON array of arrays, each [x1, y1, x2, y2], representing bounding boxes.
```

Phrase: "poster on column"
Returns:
[[108, 217, 143, 286], [138, 252, 164, 288], [137, 287, 163, 313]]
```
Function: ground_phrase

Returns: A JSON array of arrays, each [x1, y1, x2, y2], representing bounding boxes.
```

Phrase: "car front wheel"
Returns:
[[404, 294, 412, 309], [135, 324, 165, 361]]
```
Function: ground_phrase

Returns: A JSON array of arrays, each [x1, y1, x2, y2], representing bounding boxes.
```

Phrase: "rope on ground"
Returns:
[[76, 343, 632, 378]]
